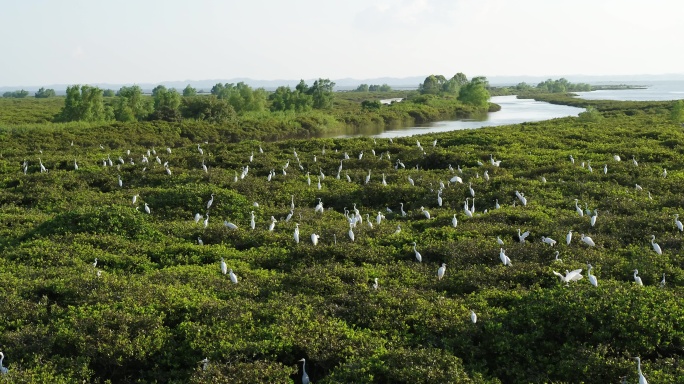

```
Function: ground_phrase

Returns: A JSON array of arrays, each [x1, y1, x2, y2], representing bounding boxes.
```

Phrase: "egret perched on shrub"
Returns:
[[437, 263, 446, 280], [675, 214, 684, 232], [516, 229, 530, 243], [144, 203, 151, 214], [224, 221, 238, 230], [132, 194, 139, 205], [197, 237, 203, 246], [452, 214, 458, 228], [0, 351, 8, 374], [92, 258, 98, 268], [651, 235, 662, 255], [553, 269, 583, 284], [541, 236, 557, 247], [311, 233, 319, 246], [412, 242, 422, 262], [470, 310, 477, 324], [420, 206, 431, 219], [250, 211, 255, 230], [587, 263, 598, 287], [298, 358, 310, 384], [580, 234, 595, 247], [633, 269, 643, 286], [206, 194, 214, 210], [229, 269, 238, 284], [634, 357, 648, 384], [373, 278, 379, 290], [348, 224, 355, 242], [574, 199, 583, 217], [554, 251, 562, 263], [660, 273, 666, 288], [294, 223, 300, 244], [566, 230, 573, 245], [268, 216, 277, 232], [220, 258, 227, 275], [499, 248, 512, 266]]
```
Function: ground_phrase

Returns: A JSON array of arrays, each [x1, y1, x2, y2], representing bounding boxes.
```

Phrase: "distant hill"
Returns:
[[2, 74, 683, 94]]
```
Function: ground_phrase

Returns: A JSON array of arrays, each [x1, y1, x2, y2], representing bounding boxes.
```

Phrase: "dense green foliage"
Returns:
[[3, 89, 30, 98], [1, 93, 684, 382], [34, 87, 56, 98], [353, 84, 392, 92], [183, 84, 198, 97], [56, 85, 111, 122], [419, 73, 468, 95]]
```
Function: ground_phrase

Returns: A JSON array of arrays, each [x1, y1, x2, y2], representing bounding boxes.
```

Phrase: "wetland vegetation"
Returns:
[[0, 76, 684, 383]]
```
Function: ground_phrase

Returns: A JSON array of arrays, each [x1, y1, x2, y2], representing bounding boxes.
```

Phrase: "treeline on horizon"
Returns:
[[0, 73, 495, 143]]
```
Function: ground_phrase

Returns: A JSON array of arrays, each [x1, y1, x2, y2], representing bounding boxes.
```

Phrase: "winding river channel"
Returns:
[[328, 95, 585, 139]]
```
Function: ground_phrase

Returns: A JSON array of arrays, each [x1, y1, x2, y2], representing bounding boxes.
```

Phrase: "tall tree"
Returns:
[[151, 86, 182, 121], [116, 85, 152, 121], [182, 84, 197, 97], [35, 87, 56, 98], [57, 85, 110, 122], [307, 78, 335, 109], [458, 77, 491, 108]]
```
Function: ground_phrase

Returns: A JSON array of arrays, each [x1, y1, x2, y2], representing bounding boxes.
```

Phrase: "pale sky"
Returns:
[[1, 0, 682, 86]]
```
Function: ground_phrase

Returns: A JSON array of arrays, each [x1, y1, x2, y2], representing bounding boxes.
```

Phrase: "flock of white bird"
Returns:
[[14, 137, 672, 382]]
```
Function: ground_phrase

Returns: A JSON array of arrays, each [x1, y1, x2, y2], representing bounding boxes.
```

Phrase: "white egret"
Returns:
[[199, 357, 209, 371], [381, 173, 387, 186], [452, 214, 458, 228], [285, 209, 294, 222], [268, 216, 277, 232], [394, 225, 402, 234], [603, 164, 608, 174], [118, 175, 123, 187], [450, 175, 463, 184], [554, 251, 562, 263], [229, 269, 238, 284], [408, 175, 415, 186], [660, 273, 666, 288], [499, 248, 512, 266], [651, 235, 662, 255], [197, 237, 203, 246], [553, 269, 583, 284], [294, 223, 300, 244], [569, 154, 575, 164], [633, 269, 643, 286], [484, 170, 490, 181], [74, 160, 79, 170], [366, 214, 373, 229], [412, 242, 422, 262], [345, 172, 351, 183], [373, 278, 379, 290], [675, 214, 684, 232], [590, 210, 598, 227], [220, 258, 227, 275], [632, 155, 638, 167], [144, 203, 151, 214], [299, 358, 310, 384], [132, 194, 139, 205], [311, 233, 319, 246], [202, 160, 208, 173], [663, 168, 668, 178], [437, 263, 446, 280], [206, 194, 214, 209], [464, 199, 473, 218], [516, 229, 530, 243], [203, 214, 209, 229], [420, 206, 431, 219], [634, 357, 648, 384], [566, 230, 573, 246], [587, 263, 598, 287], [314, 198, 324, 213], [587, 161, 593, 173], [291, 195, 295, 211], [495, 199, 500, 209], [580, 234, 595, 247], [515, 190, 527, 206], [470, 310, 477, 324], [224, 221, 238, 230], [437, 190, 442, 207], [92, 258, 98, 268], [574, 199, 583, 217], [497, 236, 504, 246], [400, 203, 406, 217], [635, 184, 643, 191], [348, 224, 355, 242], [613, 154, 621, 161], [197, 144, 203, 155], [250, 211, 256, 230], [317, 176, 322, 190], [541, 236, 557, 247], [469, 182, 475, 197], [0, 351, 8, 374]]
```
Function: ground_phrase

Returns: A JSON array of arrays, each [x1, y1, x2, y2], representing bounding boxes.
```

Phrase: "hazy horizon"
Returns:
[[2, 1, 682, 88]]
